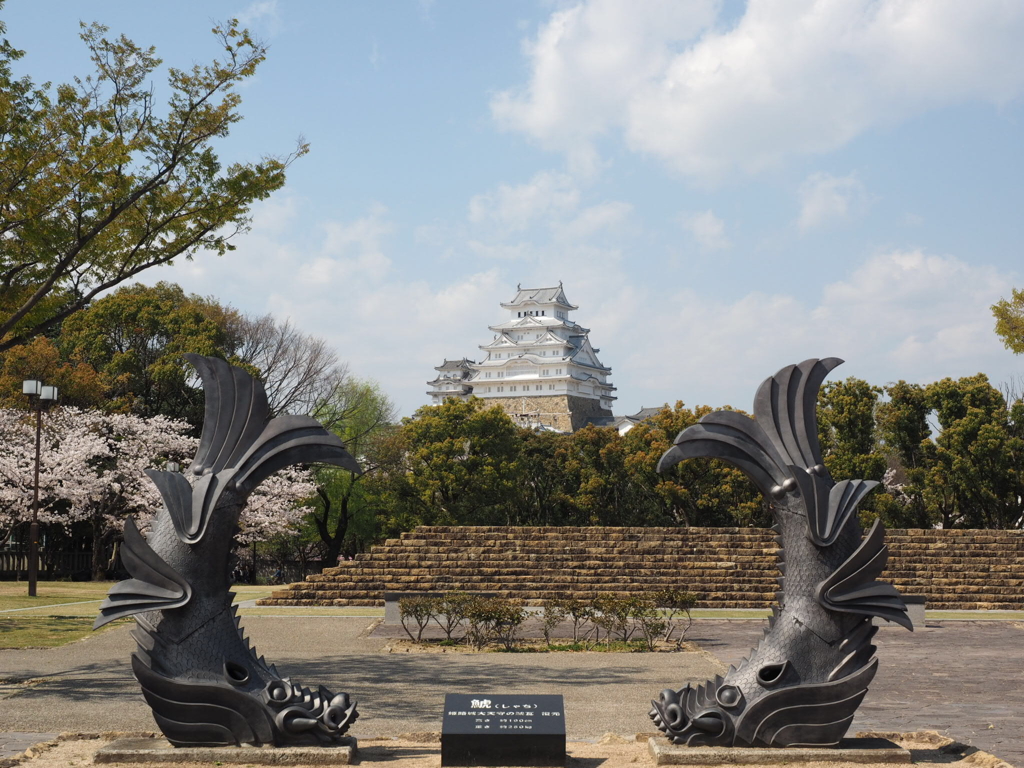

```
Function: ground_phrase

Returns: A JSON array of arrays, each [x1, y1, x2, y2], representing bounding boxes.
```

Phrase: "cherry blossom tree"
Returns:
[[0, 407, 319, 580], [0, 407, 195, 578], [234, 467, 318, 583]]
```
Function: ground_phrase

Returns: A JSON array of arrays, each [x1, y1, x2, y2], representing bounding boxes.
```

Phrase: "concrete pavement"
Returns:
[[1, 616, 1021, 764]]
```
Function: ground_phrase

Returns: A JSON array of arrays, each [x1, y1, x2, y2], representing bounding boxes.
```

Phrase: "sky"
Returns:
[[4, 0, 1023, 417]]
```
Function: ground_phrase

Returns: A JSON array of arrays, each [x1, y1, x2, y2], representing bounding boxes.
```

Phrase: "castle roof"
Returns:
[[434, 358, 475, 372], [500, 283, 577, 311]]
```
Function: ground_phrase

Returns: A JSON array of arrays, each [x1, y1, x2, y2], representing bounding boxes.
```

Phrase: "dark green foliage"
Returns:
[[363, 399, 765, 532], [362, 379, 1023, 539], [464, 596, 526, 651], [58, 282, 236, 426]]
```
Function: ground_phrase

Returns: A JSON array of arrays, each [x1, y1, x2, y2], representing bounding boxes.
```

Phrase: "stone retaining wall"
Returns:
[[259, 525, 1024, 611]]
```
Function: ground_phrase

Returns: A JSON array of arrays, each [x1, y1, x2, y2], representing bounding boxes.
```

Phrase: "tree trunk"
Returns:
[[313, 486, 351, 567], [91, 510, 106, 581]]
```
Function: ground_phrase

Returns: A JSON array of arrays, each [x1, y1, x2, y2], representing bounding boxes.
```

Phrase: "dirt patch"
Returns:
[[380, 638, 701, 654], [5, 731, 1015, 768]]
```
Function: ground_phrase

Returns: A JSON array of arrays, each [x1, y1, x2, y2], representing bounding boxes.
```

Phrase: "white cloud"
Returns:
[[466, 170, 633, 247], [148, 199, 1017, 419], [492, 0, 719, 150], [468, 171, 580, 233], [681, 209, 730, 250], [626, 249, 1012, 409], [798, 172, 867, 232], [280, 204, 393, 289], [238, 0, 283, 36], [558, 201, 633, 241], [494, 0, 1024, 178]]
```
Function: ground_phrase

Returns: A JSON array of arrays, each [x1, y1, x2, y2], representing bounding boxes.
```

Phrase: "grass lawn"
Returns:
[[0, 614, 132, 649], [0, 580, 273, 613], [0, 581, 276, 648], [0, 580, 114, 611]]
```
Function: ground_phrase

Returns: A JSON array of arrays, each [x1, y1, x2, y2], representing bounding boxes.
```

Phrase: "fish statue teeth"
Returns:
[[95, 355, 361, 747], [651, 358, 912, 748]]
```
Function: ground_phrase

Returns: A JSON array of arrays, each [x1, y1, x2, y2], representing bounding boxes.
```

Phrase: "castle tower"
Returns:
[[426, 358, 475, 404], [467, 283, 615, 432]]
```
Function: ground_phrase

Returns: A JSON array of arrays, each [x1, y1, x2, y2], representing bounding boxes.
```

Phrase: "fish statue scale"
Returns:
[[650, 358, 912, 748], [94, 354, 359, 747]]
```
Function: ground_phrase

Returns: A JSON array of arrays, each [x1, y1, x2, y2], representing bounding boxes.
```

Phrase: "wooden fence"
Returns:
[[0, 550, 92, 579]]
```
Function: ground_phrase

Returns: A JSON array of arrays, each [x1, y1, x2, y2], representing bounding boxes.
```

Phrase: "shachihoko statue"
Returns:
[[650, 358, 911, 747], [94, 354, 360, 747]]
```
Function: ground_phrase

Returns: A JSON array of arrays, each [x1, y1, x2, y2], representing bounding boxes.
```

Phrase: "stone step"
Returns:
[[259, 525, 1024, 611]]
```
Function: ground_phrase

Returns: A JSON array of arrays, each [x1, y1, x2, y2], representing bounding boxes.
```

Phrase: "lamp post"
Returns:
[[22, 380, 58, 597]]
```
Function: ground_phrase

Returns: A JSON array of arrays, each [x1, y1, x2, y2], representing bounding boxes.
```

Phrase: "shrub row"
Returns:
[[398, 590, 698, 652]]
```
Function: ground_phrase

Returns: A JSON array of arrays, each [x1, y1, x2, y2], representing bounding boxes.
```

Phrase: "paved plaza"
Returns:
[[0, 616, 1021, 765]]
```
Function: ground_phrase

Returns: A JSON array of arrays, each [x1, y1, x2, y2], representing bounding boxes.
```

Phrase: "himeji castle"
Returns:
[[425, 358, 475, 403], [427, 283, 616, 432]]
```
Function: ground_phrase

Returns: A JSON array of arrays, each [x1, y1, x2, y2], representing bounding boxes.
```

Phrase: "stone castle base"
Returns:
[[485, 394, 612, 432]]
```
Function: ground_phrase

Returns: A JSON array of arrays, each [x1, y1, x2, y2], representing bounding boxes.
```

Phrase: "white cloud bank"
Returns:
[[626, 249, 1014, 409], [493, 0, 1024, 177], [681, 209, 730, 250], [798, 172, 867, 232]]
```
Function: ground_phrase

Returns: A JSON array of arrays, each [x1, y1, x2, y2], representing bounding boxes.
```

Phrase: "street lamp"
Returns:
[[22, 380, 58, 597]]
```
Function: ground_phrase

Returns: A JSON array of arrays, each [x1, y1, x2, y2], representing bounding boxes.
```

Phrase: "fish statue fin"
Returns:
[[94, 518, 192, 628]]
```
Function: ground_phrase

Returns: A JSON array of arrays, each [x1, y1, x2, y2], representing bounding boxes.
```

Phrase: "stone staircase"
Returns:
[[258, 526, 1024, 611]]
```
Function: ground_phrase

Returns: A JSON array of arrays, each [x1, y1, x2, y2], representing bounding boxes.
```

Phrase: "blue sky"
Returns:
[[5, 0, 1023, 417]]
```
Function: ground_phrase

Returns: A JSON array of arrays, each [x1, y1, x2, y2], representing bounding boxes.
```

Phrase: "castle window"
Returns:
[[535, 385, 542, 391], [510, 386, 517, 392], [548, 384, 554, 390]]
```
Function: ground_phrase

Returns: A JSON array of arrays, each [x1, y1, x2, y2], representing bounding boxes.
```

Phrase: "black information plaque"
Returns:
[[441, 693, 566, 767]]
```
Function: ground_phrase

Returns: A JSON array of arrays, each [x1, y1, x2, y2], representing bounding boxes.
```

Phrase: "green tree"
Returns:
[[623, 404, 763, 527], [57, 282, 234, 425], [0, 14, 305, 352], [923, 375, 1024, 529], [561, 425, 640, 526], [303, 379, 396, 562], [817, 377, 887, 483], [504, 429, 577, 526], [364, 398, 523, 532], [992, 288, 1024, 354], [876, 381, 935, 528]]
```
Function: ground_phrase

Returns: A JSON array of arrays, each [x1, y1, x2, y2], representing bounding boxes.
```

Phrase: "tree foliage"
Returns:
[[817, 377, 888, 487], [303, 379, 396, 563], [58, 282, 233, 424], [0, 14, 305, 352], [362, 399, 765, 538], [0, 405, 318, 579], [992, 287, 1024, 355], [0, 336, 109, 409]]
